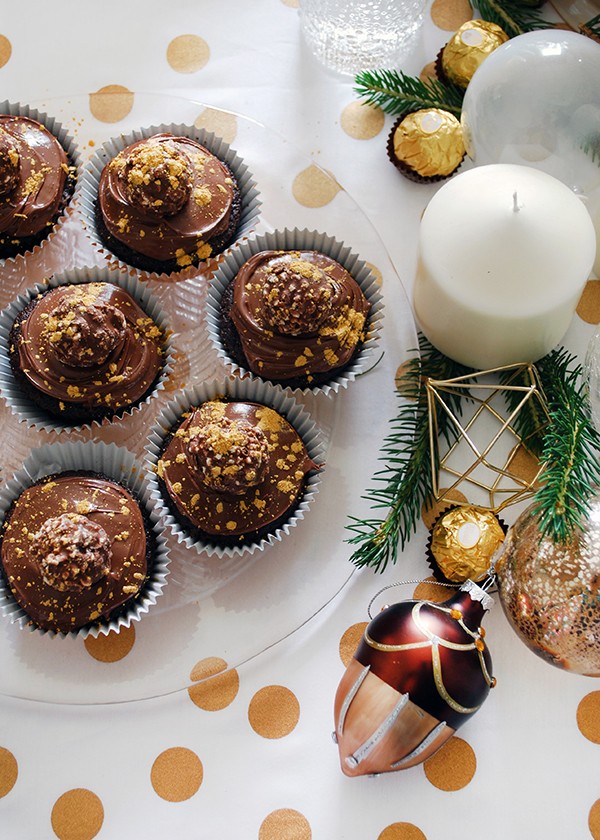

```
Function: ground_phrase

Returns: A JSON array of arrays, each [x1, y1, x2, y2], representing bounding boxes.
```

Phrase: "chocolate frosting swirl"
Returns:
[[13, 282, 164, 414], [158, 400, 318, 537], [228, 250, 370, 381], [98, 134, 236, 264], [0, 115, 70, 238], [0, 472, 148, 633]]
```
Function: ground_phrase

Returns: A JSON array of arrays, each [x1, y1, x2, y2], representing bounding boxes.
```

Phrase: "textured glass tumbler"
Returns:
[[299, 0, 425, 75]]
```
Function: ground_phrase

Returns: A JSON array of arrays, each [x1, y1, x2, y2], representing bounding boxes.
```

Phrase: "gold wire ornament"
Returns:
[[426, 363, 550, 513]]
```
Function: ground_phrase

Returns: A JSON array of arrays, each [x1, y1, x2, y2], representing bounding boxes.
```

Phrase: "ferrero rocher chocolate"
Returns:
[[441, 20, 509, 88], [430, 505, 505, 582], [388, 109, 465, 180]]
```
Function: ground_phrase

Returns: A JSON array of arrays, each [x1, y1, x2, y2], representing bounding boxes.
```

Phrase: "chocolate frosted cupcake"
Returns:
[[147, 378, 324, 556], [0, 103, 78, 259], [207, 229, 383, 394], [0, 442, 170, 637], [4, 273, 168, 425], [79, 125, 260, 277]]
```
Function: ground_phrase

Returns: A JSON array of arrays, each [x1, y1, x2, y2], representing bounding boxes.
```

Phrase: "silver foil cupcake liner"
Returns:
[[0, 265, 175, 433], [0, 100, 82, 264], [76, 122, 262, 280], [0, 440, 170, 639], [145, 377, 325, 558], [205, 227, 384, 397]]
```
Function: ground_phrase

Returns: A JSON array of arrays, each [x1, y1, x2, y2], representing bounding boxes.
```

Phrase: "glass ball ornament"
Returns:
[[461, 30, 600, 198], [495, 495, 600, 676]]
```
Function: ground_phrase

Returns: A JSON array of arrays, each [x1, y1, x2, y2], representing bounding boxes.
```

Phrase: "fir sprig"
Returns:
[[346, 335, 472, 573], [498, 364, 548, 457], [471, 0, 555, 37], [532, 348, 600, 543], [582, 12, 600, 40], [353, 69, 464, 119]]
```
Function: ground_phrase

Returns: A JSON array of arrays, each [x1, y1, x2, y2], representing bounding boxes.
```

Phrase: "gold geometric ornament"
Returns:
[[426, 363, 550, 513]]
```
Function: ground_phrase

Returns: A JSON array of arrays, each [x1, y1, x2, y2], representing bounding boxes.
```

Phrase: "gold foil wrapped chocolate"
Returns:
[[441, 20, 509, 88], [388, 109, 465, 180], [430, 505, 505, 583]]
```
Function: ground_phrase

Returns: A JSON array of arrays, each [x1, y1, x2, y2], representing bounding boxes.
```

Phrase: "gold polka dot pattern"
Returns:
[[195, 108, 238, 144], [0, 35, 11, 68], [577, 280, 600, 324], [0, 748, 17, 798], [51, 789, 104, 840], [89, 85, 134, 123], [151, 747, 203, 802], [281, 0, 300, 6], [248, 685, 300, 738], [420, 62, 438, 81], [341, 102, 385, 140], [509, 445, 541, 486], [188, 656, 240, 711], [84, 625, 136, 662], [395, 360, 418, 397], [413, 577, 452, 603], [365, 262, 383, 287], [378, 823, 428, 840], [421, 489, 468, 529], [590, 799, 600, 840], [577, 692, 600, 743], [430, 0, 473, 31], [259, 808, 312, 839], [167, 35, 210, 73], [423, 736, 476, 790], [339, 622, 368, 667], [292, 165, 341, 208]]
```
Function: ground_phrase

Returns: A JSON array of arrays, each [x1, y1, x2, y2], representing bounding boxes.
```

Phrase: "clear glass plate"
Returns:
[[0, 93, 417, 703]]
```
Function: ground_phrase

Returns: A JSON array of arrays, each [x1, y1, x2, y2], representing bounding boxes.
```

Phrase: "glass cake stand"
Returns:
[[0, 93, 418, 704]]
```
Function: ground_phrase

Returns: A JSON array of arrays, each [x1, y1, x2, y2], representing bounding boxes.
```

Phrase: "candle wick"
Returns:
[[512, 191, 521, 213]]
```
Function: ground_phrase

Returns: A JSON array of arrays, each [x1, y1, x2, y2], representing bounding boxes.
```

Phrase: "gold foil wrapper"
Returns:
[[430, 505, 505, 583], [391, 109, 465, 179], [442, 20, 509, 88]]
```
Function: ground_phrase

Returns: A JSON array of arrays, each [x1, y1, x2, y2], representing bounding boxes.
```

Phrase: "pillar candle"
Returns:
[[413, 164, 597, 369]]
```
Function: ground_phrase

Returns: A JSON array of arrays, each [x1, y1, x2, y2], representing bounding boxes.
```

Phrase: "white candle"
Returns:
[[413, 164, 597, 369]]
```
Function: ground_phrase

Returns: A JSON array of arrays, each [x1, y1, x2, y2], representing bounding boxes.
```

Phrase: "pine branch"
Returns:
[[346, 334, 472, 573], [532, 348, 600, 543], [472, 0, 556, 37], [354, 69, 464, 119], [581, 12, 600, 40]]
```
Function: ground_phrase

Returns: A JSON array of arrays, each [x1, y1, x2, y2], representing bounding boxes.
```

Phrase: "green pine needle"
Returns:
[[471, 0, 555, 37], [532, 348, 600, 544], [353, 69, 464, 119], [346, 334, 472, 573], [582, 12, 600, 39]]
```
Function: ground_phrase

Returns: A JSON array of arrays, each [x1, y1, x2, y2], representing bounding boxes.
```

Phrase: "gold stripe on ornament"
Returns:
[[431, 643, 481, 715]]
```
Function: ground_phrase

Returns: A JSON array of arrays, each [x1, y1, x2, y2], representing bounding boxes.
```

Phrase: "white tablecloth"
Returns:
[[0, 2, 599, 839]]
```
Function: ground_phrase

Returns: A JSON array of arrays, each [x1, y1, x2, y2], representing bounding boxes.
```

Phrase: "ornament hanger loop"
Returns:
[[367, 578, 458, 619]]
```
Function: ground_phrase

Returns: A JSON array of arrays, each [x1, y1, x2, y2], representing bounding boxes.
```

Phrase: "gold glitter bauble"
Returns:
[[495, 495, 600, 676]]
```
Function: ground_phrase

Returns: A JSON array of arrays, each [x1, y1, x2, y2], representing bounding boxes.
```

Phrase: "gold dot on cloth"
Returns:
[[167, 35, 210, 73], [292, 165, 341, 208], [577, 280, 600, 324], [341, 101, 385, 140], [430, 0, 472, 30], [421, 490, 468, 530], [590, 799, 600, 840], [413, 577, 451, 603], [259, 808, 312, 840], [151, 747, 203, 802], [0, 35, 11, 69], [51, 789, 104, 840], [378, 823, 428, 840], [83, 625, 135, 662], [420, 62, 438, 82], [339, 622, 368, 667], [280, 0, 300, 6], [423, 736, 476, 790], [577, 692, 600, 743], [89, 85, 134, 123], [508, 445, 541, 485], [365, 262, 383, 287], [248, 685, 300, 739], [194, 108, 238, 144], [0, 748, 17, 798], [188, 656, 239, 711], [395, 360, 418, 398]]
